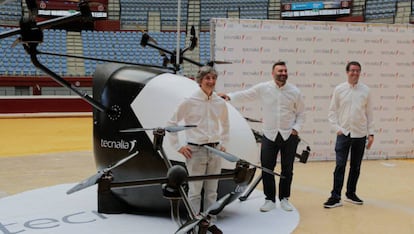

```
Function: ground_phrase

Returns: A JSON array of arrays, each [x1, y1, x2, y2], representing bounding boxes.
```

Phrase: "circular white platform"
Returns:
[[0, 184, 299, 233]]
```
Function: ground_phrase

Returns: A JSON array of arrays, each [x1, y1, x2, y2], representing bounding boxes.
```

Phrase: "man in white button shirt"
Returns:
[[324, 61, 375, 209], [219, 61, 306, 212], [167, 65, 229, 234]]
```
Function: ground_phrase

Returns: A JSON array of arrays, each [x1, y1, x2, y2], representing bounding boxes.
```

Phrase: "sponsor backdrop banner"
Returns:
[[211, 18, 414, 161]]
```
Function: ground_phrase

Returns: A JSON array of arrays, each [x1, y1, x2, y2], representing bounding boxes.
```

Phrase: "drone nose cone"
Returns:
[[167, 165, 188, 188]]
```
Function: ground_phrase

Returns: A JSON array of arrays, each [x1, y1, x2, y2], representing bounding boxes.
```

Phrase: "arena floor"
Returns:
[[0, 117, 413, 234]]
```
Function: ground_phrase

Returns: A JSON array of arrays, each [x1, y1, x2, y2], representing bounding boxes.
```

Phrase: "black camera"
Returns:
[[296, 146, 310, 163]]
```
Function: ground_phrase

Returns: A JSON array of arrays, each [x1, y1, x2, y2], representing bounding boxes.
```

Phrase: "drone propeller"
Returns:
[[206, 60, 232, 67], [66, 151, 139, 194], [174, 216, 204, 234], [244, 117, 262, 123], [204, 145, 283, 177], [120, 125, 197, 133], [175, 191, 239, 234]]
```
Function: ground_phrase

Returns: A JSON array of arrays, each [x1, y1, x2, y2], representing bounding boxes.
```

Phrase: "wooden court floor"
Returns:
[[0, 117, 413, 234]]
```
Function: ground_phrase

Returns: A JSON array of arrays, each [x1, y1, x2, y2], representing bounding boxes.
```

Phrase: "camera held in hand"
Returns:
[[296, 138, 311, 163], [296, 146, 311, 163]]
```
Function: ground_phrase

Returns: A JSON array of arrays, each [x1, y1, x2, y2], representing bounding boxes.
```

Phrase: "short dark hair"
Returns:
[[272, 61, 286, 70], [346, 61, 361, 71]]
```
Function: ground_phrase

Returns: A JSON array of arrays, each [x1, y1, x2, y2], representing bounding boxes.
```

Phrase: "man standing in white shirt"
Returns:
[[324, 61, 375, 208], [167, 65, 229, 234], [219, 61, 306, 212]]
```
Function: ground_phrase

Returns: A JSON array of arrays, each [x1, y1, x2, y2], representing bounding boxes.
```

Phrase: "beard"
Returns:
[[275, 75, 288, 84]]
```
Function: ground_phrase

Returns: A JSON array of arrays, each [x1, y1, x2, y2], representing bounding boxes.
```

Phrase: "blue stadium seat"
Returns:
[[365, 0, 396, 19]]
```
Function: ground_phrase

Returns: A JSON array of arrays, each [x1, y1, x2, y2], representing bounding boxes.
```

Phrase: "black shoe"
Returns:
[[323, 197, 342, 208], [208, 225, 223, 234], [346, 193, 363, 205]]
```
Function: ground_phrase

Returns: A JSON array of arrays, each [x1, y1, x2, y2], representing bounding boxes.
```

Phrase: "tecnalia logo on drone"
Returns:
[[100, 139, 137, 152]]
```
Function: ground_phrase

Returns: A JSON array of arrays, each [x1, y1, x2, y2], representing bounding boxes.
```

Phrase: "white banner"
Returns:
[[211, 18, 414, 161]]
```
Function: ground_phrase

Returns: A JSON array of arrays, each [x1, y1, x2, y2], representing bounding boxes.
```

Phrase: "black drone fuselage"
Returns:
[[92, 63, 237, 214]]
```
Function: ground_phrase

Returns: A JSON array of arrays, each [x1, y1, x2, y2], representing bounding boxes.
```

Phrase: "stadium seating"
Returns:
[[120, 0, 188, 29], [0, 0, 22, 24], [0, 27, 197, 76], [199, 31, 211, 64], [365, 0, 397, 20], [0, 27, 67, 76], [81, 30, 187, 75], [200, 0, 268, 25], [0, 0, 411, 79]]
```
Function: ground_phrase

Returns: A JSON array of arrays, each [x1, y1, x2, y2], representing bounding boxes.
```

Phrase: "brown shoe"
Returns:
[[207, 225, 223, 234]]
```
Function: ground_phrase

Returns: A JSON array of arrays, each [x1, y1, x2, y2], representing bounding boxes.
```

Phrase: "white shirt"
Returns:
[[229, 81, 305, 141], [328, 81, 375, 138], [168, 89, 229, 150]]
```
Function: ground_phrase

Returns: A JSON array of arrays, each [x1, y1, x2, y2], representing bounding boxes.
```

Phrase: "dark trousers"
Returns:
[[261, 133, 299, 202], [331, 134, 367, 199]]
